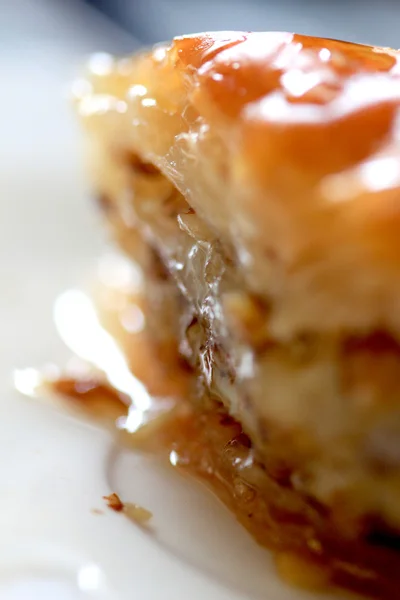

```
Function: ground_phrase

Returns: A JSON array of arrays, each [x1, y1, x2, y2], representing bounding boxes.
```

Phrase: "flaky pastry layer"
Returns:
[[76, 32, 400, 597], [77, 32, 400, 337]]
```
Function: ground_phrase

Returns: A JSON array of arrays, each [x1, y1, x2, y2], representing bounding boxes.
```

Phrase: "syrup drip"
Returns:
[[13, 257, 400, 598]]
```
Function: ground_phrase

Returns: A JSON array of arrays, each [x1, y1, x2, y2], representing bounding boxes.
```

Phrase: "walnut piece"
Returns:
[[103, 492, 124, 512]]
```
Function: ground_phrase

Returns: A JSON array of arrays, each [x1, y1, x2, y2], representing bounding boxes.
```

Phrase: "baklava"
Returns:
[[75, 32, 400, 597]]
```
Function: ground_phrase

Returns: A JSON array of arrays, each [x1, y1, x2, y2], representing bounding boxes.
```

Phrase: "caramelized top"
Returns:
[[170, 32, 400, 177], [81, 31, 400, 202], [79, 33, 400, 337]]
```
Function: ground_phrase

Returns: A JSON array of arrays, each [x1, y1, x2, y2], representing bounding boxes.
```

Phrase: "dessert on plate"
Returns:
[[74, 31, 400, 597]]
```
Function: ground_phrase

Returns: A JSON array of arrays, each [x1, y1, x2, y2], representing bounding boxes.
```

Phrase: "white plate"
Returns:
[[0, 2, 338, 599]]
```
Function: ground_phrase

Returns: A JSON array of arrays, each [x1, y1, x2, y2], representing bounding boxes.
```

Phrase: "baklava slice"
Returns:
[[76, 32, 400, 596]]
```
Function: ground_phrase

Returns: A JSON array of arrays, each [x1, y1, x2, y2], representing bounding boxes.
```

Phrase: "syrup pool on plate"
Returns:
[[13, 253, 358, 599]]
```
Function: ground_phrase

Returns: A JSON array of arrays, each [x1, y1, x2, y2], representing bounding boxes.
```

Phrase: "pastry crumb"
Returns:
[[91, 508, 104, 515], [103, 492, 124, 512], [103, 493, 152, 523], [124, 502, 152, 525]]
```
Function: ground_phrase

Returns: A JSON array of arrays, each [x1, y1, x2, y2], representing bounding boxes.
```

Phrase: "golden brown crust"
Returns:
[[171, 32, 400, 187], [75, 37, 400, 596], [77, 33, 400, 338], [170, 33, 400, 337]]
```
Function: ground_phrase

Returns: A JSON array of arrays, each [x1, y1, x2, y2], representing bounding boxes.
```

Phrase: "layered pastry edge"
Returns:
[[74, 32, 400, 596]]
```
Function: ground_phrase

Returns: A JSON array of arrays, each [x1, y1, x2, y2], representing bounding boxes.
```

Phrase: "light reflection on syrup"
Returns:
[[14, 367, 45, 397], [54, 290, 150, 422], [12, 273, 396, 598], [14, 363, 61, 398], [14, 281, 176, 436], [14, 249, 187, 442], [53, 289, 178, 435]]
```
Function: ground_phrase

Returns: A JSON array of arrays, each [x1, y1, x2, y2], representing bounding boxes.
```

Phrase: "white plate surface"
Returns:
[[0, 2, 340, 599]]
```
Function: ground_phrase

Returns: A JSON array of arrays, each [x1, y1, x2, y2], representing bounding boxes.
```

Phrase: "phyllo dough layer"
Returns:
[[76, 32, 400, 596]]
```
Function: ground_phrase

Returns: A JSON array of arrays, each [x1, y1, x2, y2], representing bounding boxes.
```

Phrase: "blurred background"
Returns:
[[85, 0, 400, 47]]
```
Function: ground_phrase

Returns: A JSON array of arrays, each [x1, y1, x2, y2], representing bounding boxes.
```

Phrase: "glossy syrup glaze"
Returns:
[[43, 283, 334, 590], [16, 270, 398, 599], [79, 32, 400, 183], [67, 34, 400, 598], [174, 32, 400, 197], [82, 32, 400, 152], [173, 32, 400, 114], [77, 33, 400, 343]]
